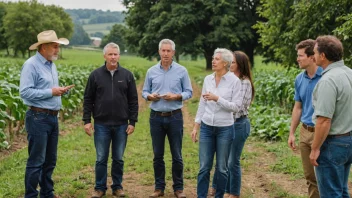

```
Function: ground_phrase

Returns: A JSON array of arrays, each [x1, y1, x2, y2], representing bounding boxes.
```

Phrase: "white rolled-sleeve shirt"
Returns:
[[195, 72, 242, 127]]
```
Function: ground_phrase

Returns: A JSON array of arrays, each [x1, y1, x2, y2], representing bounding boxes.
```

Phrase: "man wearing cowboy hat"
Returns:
[[20, 30, 73, 198]]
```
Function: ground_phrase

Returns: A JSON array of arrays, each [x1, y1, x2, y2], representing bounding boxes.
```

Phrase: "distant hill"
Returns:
[[65, 9, 125, 43], [82, 22, 118, 35], [65, 9, 125, 25]]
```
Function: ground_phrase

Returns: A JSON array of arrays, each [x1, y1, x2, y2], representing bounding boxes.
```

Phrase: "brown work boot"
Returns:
[[113, 189, 126, 197], [208, 187, 216, 196], [91, 190, 105, 198], [53, 195, 61, 198], [174, 190, 186, 198], [149, 189, 164, 197]]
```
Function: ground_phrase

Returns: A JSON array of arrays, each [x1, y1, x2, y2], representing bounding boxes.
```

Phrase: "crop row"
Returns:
[[0, 61, 144, 149]]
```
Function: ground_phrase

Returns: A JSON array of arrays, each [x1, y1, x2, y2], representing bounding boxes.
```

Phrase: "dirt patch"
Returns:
[[136, 81, 148, 112], [0, 133, 27, 160], [241, 142, 308, 197]]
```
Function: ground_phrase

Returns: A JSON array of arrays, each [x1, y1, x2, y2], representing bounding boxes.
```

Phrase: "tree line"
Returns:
[[1, 0, 352, 69], [116, 0, 352, 69], [65, 9, 125, 25]]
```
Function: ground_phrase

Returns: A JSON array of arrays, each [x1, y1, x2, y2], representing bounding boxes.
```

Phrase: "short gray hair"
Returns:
[[103, 42, 120, 54], [158, 39, 175, 51], [214, 48, 233, 69]]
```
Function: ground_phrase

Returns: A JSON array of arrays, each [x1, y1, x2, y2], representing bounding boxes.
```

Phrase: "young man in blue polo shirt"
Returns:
[[288, 39, 322, 198]]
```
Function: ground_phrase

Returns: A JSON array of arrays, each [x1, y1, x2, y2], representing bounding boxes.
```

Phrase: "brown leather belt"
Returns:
[[30, 106, 59, 116], [152, 109, 181, 117], [327, 131, 352, 138], [302, 123, 315, 132]]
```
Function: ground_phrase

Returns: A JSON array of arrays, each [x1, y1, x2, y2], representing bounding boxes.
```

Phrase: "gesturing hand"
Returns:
[[202, 92, 219, 102]]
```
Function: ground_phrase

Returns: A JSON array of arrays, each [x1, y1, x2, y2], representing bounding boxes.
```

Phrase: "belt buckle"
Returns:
[[161, 112, 168, 116], [307, 125, 313, 131]]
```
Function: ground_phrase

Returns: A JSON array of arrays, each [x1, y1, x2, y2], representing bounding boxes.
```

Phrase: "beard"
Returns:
[[50, 55, 58, 61]]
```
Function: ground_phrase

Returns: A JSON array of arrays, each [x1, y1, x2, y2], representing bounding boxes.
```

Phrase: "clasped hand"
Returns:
[[147, 92, 179, 101]]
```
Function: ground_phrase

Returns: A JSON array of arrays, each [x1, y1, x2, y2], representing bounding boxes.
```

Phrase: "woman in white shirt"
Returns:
[[209, 51, 255, 198], [191, 48, 242, 198]]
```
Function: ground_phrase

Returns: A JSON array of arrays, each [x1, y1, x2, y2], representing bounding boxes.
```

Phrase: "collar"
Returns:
[[210, 71, 232, 80], [159, 61, 174, 70], [36, 51, 52, 66], [104, 61, 120, 72], [322, 60, 344, 75], [304, 66, 323, 79]]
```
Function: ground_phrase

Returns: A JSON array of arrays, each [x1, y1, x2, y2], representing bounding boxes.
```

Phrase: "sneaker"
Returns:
[[113, 189, 126, 197]]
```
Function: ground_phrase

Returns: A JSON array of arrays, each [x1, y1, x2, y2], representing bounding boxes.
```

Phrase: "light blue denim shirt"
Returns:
[[142, 61, 193, 112], [19, 52, 61, 110]]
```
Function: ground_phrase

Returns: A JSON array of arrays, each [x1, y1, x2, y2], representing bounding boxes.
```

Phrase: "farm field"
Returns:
[[0, 49, 351, 198], [82, 22, 119, 35]]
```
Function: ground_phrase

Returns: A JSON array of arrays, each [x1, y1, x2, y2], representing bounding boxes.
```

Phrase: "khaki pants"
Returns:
[[299, 125, 320, 198]]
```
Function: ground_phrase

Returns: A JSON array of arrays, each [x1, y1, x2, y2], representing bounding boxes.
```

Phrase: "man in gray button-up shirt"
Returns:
[[310, 35, 352, 198]]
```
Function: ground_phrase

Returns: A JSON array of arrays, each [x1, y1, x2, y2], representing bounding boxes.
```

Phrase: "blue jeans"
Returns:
[[94, 123, 128, 192], [149, 110, 184, 192], [24, 110, 59, 198], [197, 122, 234, 198], [315, 135, 352, 198], [212, 117, 250, 196]]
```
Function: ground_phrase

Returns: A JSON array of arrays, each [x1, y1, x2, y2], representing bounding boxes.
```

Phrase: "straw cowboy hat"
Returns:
[[29, 30, 69, 50]]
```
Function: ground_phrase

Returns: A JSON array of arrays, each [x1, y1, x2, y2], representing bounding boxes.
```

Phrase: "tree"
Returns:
[[334, 13, 352, 65], [0, 2, 9, 55], [254, 0, 352, 67], [100, 24, 127, 52], [3, 0, 73, 58], [70, 23, 91, 45], [122, 0, 259, 69]]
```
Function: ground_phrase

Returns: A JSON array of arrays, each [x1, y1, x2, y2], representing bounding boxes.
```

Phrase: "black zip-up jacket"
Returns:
[[83, 63, 138, 126]]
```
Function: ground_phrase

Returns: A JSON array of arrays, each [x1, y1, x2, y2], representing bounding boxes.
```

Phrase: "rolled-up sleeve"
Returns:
[[142, 70, 151, 100], [181, 70, 193, 100]]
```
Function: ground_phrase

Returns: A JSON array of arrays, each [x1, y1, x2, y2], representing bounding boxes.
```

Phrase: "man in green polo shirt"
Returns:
[[310, 35, 352, 198]]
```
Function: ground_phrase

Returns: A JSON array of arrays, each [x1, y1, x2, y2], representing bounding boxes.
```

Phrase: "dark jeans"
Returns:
[[315, 135, 352, 198], [24, 110, 59, 198], [149, 110, 184, 192], [94, 123, 128, 192], [197, 122, 234, 198], [212, 117, 250, 196]]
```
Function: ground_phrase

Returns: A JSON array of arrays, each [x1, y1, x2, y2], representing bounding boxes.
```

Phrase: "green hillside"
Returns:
[[82, 22, 119, 35]]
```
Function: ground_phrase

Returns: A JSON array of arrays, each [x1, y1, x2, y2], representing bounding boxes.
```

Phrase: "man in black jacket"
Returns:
[[83, 42, 138, 198]]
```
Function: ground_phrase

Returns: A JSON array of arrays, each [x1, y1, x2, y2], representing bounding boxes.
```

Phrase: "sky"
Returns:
[[2, 0, 127, 11]]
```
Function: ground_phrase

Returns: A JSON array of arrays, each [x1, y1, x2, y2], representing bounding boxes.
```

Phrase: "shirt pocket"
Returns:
[[170, 78, 182, 93], [218, 87, 233, 101]]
